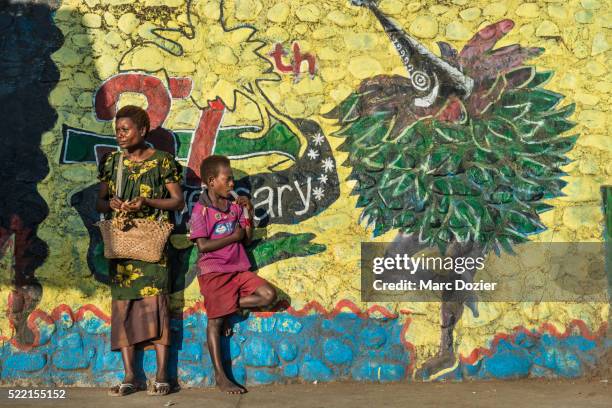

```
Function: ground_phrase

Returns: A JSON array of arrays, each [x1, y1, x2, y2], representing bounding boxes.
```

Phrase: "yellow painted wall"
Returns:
[[1, 0, 609, 367]]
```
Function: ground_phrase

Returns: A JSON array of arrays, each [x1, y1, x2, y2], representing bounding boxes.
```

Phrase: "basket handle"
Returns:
[[100, 151, 125, 221], [115, 151, 125, 200]]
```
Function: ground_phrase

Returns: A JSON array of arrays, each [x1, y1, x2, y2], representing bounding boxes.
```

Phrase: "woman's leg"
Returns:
[[148, 343, 171, 395], [108, 346, 141, 396], [120, 346, 136, 383], [154, 344, 169, 382]]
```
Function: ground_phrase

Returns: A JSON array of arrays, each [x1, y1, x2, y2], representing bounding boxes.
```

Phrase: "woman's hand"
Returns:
[[123, 196, 147, 212], [142, 182, 185, 212], [109, 197, 125, 211]]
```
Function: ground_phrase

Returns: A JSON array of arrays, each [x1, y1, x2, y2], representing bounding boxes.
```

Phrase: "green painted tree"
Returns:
[[326, 1, 578, 378]]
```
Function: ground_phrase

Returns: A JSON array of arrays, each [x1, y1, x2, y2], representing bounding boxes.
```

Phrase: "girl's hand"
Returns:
[[235, 196, 253, 216], [124, 196, 147, 212], [110, 197, 124, 211], [232, 225, 245, 241]]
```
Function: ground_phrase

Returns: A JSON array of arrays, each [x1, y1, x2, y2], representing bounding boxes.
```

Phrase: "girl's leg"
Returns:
[[238, 283, 276, 309], [207, 317, 246, 394]]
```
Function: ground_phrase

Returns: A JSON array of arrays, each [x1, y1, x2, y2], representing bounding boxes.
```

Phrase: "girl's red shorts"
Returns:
[[197, 271, 266, 319]]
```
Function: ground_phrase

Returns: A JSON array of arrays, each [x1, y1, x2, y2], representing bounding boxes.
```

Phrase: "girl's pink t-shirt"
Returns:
[[189, 201, 251, 275]]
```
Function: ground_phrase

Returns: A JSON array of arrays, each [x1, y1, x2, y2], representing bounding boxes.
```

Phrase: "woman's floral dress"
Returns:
[[98, 150, 182, 300]]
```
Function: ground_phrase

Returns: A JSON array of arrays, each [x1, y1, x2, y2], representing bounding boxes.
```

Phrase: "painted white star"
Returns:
[[321, 157, 335, 173], [317, 174, 328, 184], [307, 148, 319, 160], [312, 132, 325, 146], [313, 186, 325, 201]]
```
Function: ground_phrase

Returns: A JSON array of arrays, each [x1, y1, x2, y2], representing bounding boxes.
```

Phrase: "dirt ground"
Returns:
[[1, 379, 610, 408]]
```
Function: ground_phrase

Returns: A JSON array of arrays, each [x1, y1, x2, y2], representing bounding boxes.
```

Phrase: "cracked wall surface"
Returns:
[[0, 0, 610, 385]]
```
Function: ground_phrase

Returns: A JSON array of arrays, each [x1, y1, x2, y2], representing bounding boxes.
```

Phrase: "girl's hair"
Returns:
[[115, 105, 150, 134], [200, 155, 230, 184]]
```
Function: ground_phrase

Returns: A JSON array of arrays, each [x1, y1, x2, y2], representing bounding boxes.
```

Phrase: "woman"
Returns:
[[96, 105, 184, 397]]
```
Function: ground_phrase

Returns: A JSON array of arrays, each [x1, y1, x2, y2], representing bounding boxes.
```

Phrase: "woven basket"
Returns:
[[96, 216, 173, 263], [97, 152, 173, 263]]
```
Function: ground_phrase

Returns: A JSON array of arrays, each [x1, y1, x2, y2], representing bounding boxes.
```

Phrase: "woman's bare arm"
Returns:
[[124, 182, 185, 212]]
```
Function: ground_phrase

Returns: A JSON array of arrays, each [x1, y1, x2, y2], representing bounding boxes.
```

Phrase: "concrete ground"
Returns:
[[1, 380, 610, 408]]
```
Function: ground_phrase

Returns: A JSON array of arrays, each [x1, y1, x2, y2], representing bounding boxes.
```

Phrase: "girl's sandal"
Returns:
[[108, 382, 142, 397], [147, 381, 171, 396]]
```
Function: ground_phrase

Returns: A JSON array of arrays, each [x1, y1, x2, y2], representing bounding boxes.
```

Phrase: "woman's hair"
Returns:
[[200, 155, 230, 184], [115, 105, 150, 134]]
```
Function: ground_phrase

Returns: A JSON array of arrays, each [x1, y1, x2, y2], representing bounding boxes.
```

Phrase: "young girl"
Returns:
[[190, 155, 277, 394]]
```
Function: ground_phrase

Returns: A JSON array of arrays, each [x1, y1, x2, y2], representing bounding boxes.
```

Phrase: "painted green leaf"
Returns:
[[527, 70, 553, 88], [519, 157, 551, 177], [454, 200, 479, 227], [433, 177, 476, 196], [436, 153, 463, 176], [530, 89, 564, 112], [540, 117, 576, 136], [331, 92, 360, 123], [391, 173, 416, 197], [378, 169, 405, 188], [355, 194, 371, 208], [434, 124, 469, 143], [543, 178, 568, 198], [545, 103, 575, 119], [489, 188, 513, 204], [467, 167, 494, 187], [379, 190, 404, 210], [393, 211, 416, 228], [497, 236, 518, 253], [494, 103, 531, 121], [362, 148, 387, 171], [533, 202, 554, 213], [415, 176, 428, 203], [438, 196, 450, 214], [427, 146, 453, 171], [507, 211, 545, 235], [487, 118, 515, 142], [499, 165, 515, 177], [213, 123, 300, 160], [544, 134, 579, 155], [334, 112, 386, 138], [449, 210, 468, 228], [503, 89, 563, 111], [451, 226, 470, 242], [388, 152, 415, 170], [395, 124, 418, 144], [437, 228, 452, 243]]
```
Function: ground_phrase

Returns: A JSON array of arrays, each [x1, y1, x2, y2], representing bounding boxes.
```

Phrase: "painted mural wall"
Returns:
[[0, 0, 610, 385]]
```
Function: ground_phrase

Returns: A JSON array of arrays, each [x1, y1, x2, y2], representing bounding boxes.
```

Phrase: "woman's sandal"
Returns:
[[108, 382, 144, 397], [147, 381, 171, 396]]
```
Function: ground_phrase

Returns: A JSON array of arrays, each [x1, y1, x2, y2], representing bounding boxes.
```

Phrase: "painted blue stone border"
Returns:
[[0, 311, 607, 386]]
